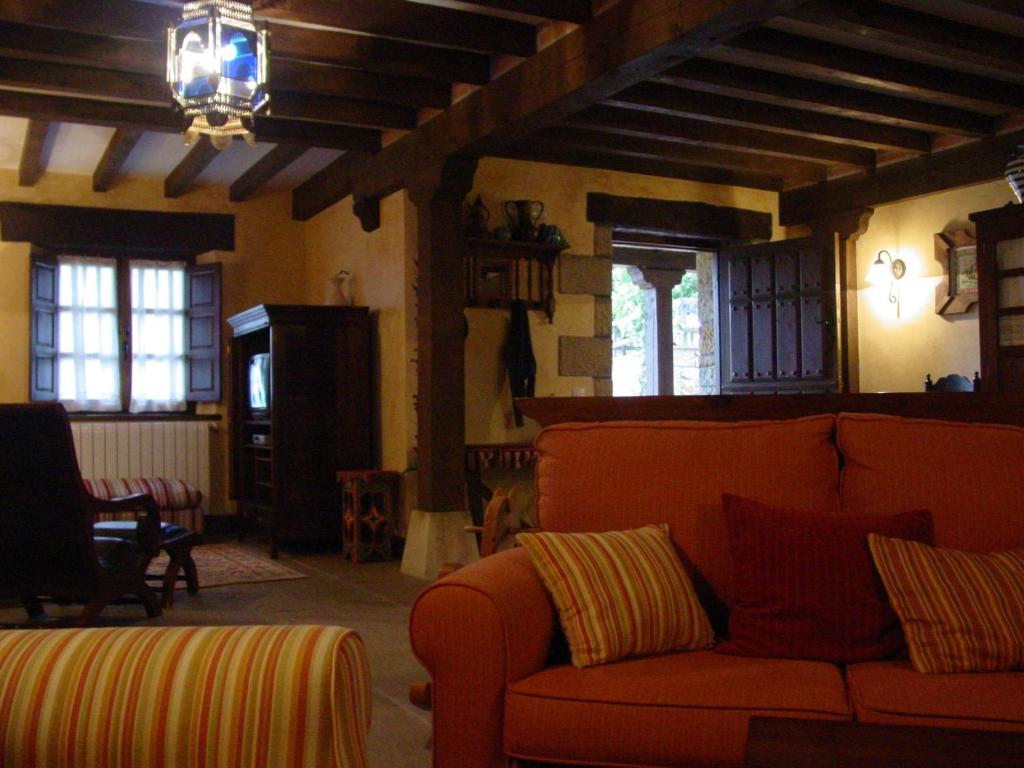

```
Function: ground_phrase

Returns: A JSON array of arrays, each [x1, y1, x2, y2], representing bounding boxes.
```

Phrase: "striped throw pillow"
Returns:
[[517, 525, 714, 668], [868, 534, 1024, 673]]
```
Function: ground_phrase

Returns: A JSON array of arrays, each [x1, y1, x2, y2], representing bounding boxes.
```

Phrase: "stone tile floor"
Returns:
[[0, 542, 433, 768]]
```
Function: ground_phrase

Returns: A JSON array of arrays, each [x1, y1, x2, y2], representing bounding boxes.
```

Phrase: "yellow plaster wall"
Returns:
[[302, 191, 413, 473], [466, 157, 782, 444], [856, 180, 1015, 392], [0, 169, 307, 514]]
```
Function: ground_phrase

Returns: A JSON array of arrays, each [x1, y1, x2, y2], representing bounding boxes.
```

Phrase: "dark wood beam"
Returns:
[[722, 28, 1024, 112], [268, 91, 416, 130], [164, 137, 220, 199], [455, 0, 592, 23], [229, 144, 308, 202], [588, 192, 773, 242], [251, 0, 537, 57], [784, 0, 1024, 78], [779, 129, 1024, 226], [0, 55, 166, 104], [0, 201, 234, 253], [565, 105, 876, 168], [0, 0, 173, 39], [608, 82, 933, 153], [495, 144, 784, 191], [0, 21, 163, 76], [93, 128, 143, 192], [657, 59, 994, 137], [0, 1, 491, 85], [18, 119, 51, 187], [537, 126, 828, 182], [613, 230, 723, 252], [267, 26, 490, 85], [0, 89, 383, 151], [292, 0, 815, 221], [271, 58, 450, 110]]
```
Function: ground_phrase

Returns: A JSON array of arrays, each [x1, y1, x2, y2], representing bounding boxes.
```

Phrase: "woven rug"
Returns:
[[151, 543, 307, 590]]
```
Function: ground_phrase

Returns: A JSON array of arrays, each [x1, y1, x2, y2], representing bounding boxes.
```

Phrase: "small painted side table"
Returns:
[[337, 470, 400, 563]]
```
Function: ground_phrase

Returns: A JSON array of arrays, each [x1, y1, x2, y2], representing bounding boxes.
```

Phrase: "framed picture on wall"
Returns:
[[935, 229, 978, 315]]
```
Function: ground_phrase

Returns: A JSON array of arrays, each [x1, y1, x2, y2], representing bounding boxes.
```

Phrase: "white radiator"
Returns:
[[70, 420, 213, 509]]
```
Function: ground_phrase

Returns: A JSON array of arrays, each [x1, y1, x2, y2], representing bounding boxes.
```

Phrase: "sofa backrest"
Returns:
[[838, 413, 1024, 551], [533, 415, 840, 614]]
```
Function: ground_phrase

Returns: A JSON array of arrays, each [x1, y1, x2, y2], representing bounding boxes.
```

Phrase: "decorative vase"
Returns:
[[465, 194, 491, 237], [504, 200, 544, 241], [1006, 145, 1024, 204]]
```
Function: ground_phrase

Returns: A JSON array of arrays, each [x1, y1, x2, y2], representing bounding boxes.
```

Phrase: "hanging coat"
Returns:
[[504, 299, 536, 427]]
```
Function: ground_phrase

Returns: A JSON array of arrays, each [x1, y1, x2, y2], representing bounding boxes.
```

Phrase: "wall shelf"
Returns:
[[464, 237, 566, 321]]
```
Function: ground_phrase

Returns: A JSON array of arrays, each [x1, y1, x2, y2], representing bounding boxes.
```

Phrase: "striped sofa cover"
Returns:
[[0, 625, 371, 768], [84, 477, 204, 532]]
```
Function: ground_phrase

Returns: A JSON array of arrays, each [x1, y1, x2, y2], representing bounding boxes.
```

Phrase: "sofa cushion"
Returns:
[[517, 525, 714, 668], [718, 496, 932, 663], [85, 478, 203, 510], [534, 416, 839, 616], [506, 651, 851, 768], [838, 413, 1024, 551], [869, 534, 1024, 673], [846, 661, 1024, 732]]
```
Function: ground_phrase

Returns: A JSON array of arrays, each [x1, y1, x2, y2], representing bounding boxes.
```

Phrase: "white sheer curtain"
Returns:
[[58, 256, 121, 411], [130, 260, 187, 413]]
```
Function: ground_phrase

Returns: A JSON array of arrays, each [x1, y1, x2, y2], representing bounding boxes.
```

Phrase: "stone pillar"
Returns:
[[627, 266, 685, 396], [697, 253, 718, 395], [400, 157, 480, 579]]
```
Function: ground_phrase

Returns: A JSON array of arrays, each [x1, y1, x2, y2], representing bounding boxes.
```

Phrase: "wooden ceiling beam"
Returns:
[[267, 91, 417, 130], [588, 192, 774, 241], [721, 28, 1024, 111], [292, 0, 815, 221], [0, 89, 383, 151], [270, 27, 490, 85], [164, 136, 220, 198], [251, 0, 537, 57], [229, 144, 308, 202], [608, 82, 933, 153], [537, 126, 828, 182], [565, 105, 877, 168], [492, 145, 785, 191], [0, 21, 163, 76], [271, 59, 450, 110], [18, 119, 52, 187], [453, 0, 592, 23], [93, 128, 143, 192], [612, 230, 723, 252], [0, 1, 491, 84], [658, 59, 994, 137], [779, 129, 1024, 226], [783, 0, 1024, 78]]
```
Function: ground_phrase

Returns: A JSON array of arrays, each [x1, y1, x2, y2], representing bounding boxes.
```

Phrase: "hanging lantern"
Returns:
[[1007, 145, 1024, 205], [167, 0, 269, 149]]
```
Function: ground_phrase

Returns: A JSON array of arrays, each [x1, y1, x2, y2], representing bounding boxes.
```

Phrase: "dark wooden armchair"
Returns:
[[0, 403, 162, 625]]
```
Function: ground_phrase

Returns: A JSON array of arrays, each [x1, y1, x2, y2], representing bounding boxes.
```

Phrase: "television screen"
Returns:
[[249, 353, 270, 414]]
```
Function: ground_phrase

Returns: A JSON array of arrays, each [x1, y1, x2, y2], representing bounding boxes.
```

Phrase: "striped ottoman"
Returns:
[[85, 477, 205, 533], [0, 625, 371, 767]]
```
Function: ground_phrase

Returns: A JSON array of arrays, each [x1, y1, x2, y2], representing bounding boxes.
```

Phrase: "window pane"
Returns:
[[672, 272, 700, 395], [130, 260, 188, 413], [56, 256, 120, 411], [611, 265, 647, 396]]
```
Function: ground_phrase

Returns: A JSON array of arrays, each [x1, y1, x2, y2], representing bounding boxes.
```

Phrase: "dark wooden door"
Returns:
[[718, 237, 837, 394]]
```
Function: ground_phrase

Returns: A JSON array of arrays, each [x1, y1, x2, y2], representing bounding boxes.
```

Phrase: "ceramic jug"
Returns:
[[504, 200, 544, 241]]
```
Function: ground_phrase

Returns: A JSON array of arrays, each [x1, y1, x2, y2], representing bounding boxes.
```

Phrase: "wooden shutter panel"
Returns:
[[185, 261, 222, 402], [30, 252, 59, 401]]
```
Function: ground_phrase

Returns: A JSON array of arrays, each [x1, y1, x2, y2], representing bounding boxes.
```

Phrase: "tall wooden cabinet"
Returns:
[[227, 305, 372, 557], [971, 204, 1024, 393]]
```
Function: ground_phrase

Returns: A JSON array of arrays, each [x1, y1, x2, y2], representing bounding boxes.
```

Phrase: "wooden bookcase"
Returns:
[[971, 204, 1024, 393], [227, 305, 373, 557]]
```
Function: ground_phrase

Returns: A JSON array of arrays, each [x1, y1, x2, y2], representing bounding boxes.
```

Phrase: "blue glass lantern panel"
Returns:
[[220, 28, 259, 99], [176, 18, 216, 99]]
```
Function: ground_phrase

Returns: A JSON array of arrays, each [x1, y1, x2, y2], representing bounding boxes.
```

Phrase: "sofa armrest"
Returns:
[[410, 547, 556, 768], [0, 625, 370, 768]]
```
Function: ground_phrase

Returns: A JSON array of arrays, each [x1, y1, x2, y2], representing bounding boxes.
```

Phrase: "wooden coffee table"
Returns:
[[745, 717, 1024, 768]]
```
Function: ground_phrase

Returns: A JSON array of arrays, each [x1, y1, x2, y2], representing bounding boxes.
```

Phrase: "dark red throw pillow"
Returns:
[[716, 494, 933, 663]]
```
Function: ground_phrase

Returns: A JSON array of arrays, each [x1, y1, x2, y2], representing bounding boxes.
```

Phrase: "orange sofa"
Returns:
[[410, 411, 1024, 768]]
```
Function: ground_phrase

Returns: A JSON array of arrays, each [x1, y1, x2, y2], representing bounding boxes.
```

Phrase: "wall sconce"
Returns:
[[872, 249, 907, 318]]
